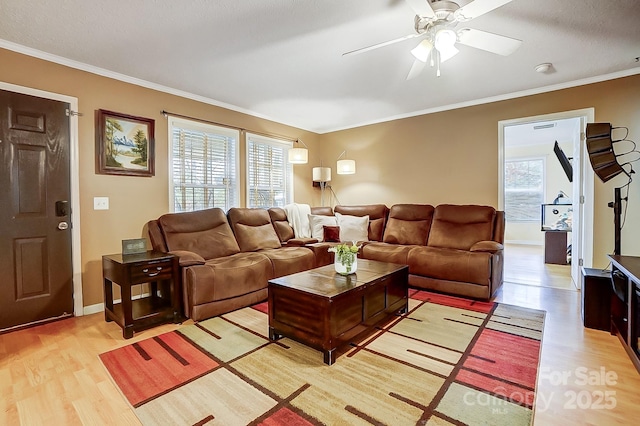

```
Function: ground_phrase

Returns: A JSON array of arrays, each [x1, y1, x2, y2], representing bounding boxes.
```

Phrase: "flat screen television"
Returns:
[[554, 141, 573, 182]]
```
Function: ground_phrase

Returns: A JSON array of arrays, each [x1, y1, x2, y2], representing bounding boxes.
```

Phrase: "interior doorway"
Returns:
[[498, 109, 595, 289]]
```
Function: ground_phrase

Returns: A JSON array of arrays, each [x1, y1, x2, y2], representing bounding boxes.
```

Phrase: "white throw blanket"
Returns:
[[283, 203, 312, 238]]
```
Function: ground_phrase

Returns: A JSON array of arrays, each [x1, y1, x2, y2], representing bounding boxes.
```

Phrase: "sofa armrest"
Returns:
[[169, 250, 206, 266], [286, 238, 319, 247], [470, 241, 504, 254]]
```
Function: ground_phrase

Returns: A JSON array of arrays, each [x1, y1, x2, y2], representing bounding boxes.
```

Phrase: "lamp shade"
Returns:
[[288, 147, 308, 164], [312, 167, 331, 182], [336, 159, 356, 175]]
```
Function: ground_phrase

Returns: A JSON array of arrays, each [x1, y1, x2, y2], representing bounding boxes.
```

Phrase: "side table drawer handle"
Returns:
[[147, 271, 160, 277]]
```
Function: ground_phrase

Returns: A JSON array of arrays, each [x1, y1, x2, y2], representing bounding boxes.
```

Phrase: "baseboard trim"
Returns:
[[505, 240, 543, 246], [82, 292, 151, 316]]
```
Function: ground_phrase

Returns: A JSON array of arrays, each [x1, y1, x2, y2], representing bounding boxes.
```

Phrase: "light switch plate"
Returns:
[[94, 197, 109, 210]]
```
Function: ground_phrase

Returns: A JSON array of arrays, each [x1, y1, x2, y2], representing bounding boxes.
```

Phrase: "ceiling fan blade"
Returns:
[[405, 0, 435, 18], [457, 28, 522, 55], [456, 0, 513, 21], [406, 59, 427, 80], [342, 33, 422, 56]]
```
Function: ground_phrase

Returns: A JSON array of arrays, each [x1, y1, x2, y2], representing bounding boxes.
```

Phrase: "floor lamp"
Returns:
[[312, 167, 331, 206]]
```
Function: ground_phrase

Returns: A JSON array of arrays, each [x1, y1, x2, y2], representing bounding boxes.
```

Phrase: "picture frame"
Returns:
[[95, 109, 155, 177]]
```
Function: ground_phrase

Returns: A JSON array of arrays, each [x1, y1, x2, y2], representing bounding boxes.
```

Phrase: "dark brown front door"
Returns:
[[0, 89, 74, 330]]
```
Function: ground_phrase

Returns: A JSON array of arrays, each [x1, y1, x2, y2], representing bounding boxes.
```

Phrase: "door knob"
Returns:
[[57, 222, 69, 230]]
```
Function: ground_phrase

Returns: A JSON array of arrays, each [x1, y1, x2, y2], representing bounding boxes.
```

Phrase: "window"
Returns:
[[246, 133, 293, 208], [504, 157, 545, 222], [169, 117, 239, 212]]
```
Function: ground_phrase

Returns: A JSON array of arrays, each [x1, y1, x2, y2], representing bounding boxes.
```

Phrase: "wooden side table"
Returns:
[[102, 251, 181, 339]]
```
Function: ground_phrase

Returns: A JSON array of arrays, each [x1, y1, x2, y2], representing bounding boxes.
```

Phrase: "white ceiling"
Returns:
[[1, 0, 639, 133]]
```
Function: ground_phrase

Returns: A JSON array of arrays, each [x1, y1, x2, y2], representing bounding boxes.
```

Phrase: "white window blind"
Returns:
[[246, 133, 293, 208], [505, 157, 545, 222], [169, 117, 239, 212]]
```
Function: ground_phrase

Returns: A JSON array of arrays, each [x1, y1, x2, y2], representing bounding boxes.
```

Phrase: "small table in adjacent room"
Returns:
[[102, 251, 181, 339], [544, 230, 569, 265], [268, 259, 409, 365]]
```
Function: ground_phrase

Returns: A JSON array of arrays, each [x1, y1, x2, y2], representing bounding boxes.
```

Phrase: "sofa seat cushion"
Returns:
[[427, 205, 496, 250], [362, 242, 418, 265], [159, 207, 240, 259], [407, 246, 492, 286], [259, 247, 315, 277], [187, 252, 272, 305]]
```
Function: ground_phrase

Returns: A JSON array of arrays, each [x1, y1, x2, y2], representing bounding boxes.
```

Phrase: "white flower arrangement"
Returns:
[[328, 241, 362, 274]]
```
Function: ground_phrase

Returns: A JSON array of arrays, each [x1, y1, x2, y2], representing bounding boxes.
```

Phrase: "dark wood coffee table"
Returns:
[[268, 259, 409, 365]]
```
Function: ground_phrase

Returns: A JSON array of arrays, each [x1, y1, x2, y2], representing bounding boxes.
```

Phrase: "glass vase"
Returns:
[[334, 253, 357, 275]]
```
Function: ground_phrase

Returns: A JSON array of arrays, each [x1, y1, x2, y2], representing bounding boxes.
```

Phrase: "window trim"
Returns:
[[167, 116, 240, 213], [245, 133, 294, 208], [504, 155, 546, 223]]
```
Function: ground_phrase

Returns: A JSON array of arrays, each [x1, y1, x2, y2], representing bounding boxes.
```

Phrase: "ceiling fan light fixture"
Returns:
[[439, 45, 459, 63], [411, 39, 433, 62], [434, 29, 457, 52]]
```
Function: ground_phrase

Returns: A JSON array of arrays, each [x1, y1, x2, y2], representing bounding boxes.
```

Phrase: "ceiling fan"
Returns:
[[343, 0, 522, 79]]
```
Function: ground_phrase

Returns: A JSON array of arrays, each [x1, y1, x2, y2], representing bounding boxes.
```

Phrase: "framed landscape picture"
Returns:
[[95, 109, 155, 177]]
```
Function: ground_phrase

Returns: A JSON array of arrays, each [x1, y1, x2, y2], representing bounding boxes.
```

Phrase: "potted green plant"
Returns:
[[328, 242, 361, 275]]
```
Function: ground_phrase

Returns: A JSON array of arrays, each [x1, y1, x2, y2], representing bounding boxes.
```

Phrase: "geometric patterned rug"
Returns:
[[99, 290, 545, 425]]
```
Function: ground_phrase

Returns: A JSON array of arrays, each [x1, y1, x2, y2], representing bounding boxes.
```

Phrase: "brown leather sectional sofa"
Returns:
[[147, 203, 504, 322]]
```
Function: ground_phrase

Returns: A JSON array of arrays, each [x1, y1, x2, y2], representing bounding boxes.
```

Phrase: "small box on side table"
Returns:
[[581, 267, 612, 331], [103, 251, 182, 339]]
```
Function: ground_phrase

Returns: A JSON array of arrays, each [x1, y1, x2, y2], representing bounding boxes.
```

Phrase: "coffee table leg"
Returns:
[[324, 349, 335, 366], [269, 327, 282, 341]]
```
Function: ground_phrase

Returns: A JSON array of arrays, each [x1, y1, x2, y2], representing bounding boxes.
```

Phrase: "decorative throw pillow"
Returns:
[[335, 213, 369, 242], [323, 225, 341, 242], [308, 214, 338, 242]]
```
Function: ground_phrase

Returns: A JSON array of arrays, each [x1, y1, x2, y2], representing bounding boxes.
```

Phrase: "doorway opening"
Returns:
[[498, 109, 595, 290]]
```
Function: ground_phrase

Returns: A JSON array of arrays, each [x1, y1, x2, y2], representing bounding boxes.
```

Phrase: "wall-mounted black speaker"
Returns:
[[586, 122, 625, 182]]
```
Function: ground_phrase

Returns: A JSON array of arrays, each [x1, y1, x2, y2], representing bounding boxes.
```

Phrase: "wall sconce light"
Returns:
[[336, 151, 356, 175], [312, 166, 332, 206], [288, 139, 308, 164]]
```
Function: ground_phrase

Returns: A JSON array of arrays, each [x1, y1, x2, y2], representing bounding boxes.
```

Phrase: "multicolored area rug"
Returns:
[[100, 290, 545, 426]]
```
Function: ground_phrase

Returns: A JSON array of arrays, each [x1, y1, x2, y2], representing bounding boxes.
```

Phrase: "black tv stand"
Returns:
[[608, 255, 640, 373]]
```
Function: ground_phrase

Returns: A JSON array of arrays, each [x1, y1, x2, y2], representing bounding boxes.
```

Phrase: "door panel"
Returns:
[[0, 90, 73, 330]]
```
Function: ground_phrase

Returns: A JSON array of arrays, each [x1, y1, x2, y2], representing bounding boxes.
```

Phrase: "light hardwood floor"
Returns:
[[504, 243, 575, 290], [1, 266, 639, 425]]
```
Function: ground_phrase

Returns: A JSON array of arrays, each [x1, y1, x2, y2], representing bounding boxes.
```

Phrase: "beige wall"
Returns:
[[322, 74, 640, 268], [0, 48, 320, 307], [2, 46, 639, 308]]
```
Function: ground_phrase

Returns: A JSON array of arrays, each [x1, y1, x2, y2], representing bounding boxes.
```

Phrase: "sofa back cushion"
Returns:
[[268, 208, 295, 243], [228, 208, 282, 252], [334, 204, 389, 241], [158, 208, 240, 260], [311, 206, 334, 216], [427, 205, 496, 250], [382, 204, 435, 245]]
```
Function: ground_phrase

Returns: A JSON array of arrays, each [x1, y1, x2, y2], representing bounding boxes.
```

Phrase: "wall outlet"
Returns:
[[94, 197, 109, 210]]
